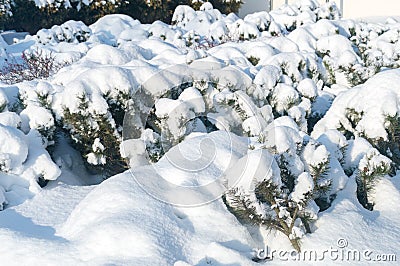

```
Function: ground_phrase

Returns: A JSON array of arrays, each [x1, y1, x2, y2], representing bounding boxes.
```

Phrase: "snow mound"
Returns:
[[0, 124, 28, 171], [0, 125, 60, 208], [85, 44, 131, 65], [0, 111, 21, 128], [313, 69, 400, 141], [58, 131, 255, 264], [90, 14, 140, 45], [34, 20, 91, 45]]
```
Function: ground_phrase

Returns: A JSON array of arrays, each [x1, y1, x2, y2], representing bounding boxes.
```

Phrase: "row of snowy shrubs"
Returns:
[[0, 0, 399, 251]]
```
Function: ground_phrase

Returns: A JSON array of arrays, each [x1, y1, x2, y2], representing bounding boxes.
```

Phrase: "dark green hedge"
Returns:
[[1, 0, 242, 34]]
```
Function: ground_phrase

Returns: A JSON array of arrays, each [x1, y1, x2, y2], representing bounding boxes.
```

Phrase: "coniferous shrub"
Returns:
[[62, 94, 127, 176], [0, 0, 12, 29], [376, 114, 400, 166], [191, 0, 241, 14], [225, 131, 334, 252], [356, 148, 391, 210], [226, 158, 330, 252]]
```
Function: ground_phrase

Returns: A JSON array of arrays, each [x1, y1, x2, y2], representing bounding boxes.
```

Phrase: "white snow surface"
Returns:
[[0, 124, 28, 171], [290, 172, 314, 204], [0, 131, 399, 265], [1, 1, 400, 264], [313, 69, 400, 141]]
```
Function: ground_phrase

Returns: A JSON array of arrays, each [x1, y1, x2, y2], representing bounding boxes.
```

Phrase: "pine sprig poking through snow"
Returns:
[[225, 126, 338, 252], [226, 180, 306, 252], [356, 148, 391, 210], [377, 114, 400, 166], [224, 188, 266, 226]]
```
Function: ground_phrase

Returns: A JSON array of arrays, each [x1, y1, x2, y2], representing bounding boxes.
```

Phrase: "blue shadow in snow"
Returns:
[[0, 209, 65, 241]]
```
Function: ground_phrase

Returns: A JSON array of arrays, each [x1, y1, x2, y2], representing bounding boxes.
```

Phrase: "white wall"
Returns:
[[238, 0, 270, 17], [239, 0, 400, 19], [272, 0, 289, 9], [341, 0, 400, 18]]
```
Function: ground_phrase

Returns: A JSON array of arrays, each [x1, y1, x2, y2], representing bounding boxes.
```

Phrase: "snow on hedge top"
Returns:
[[173, 4, 224, 36], [290, 172, 314, 204], [312, 69, 400, 141], [34, 20, 91, 45], [154, 131, 248, 188], [0, 124, 28, 171], [225, 149, 282, 193], [20, 106, 54, 135], [90, 14, 140, 44]]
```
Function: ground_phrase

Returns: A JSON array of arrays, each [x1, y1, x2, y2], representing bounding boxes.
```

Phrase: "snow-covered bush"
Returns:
[[0, 82, 61, 199], [0, 123, 61, 209], [269, 0, 339, 33], [349, 20, 400, 70], [120, 66, 261, 163], [224, 122, 346, 252], [251, 61, 323, 133], [0, 124, 27, 172], [356, 148, 391, 210], [313, 69, 400, 164], [173, 0, 340, 46], [60, 89, 128, 175], [35, 20, 91, 45], [316, 33, 376, 87], [118, 57, 323, 168], [47, 57, 142, 174], [312, 70, 400, 209], [20, 1, 356, 178]]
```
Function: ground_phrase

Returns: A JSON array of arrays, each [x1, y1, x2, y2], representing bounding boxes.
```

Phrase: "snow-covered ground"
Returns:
[[0, 133, 399, 264], [0, 0, 400, 264]]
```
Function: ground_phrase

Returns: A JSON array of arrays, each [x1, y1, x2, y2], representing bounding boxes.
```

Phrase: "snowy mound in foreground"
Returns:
[[0, 131, 399, 265]]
